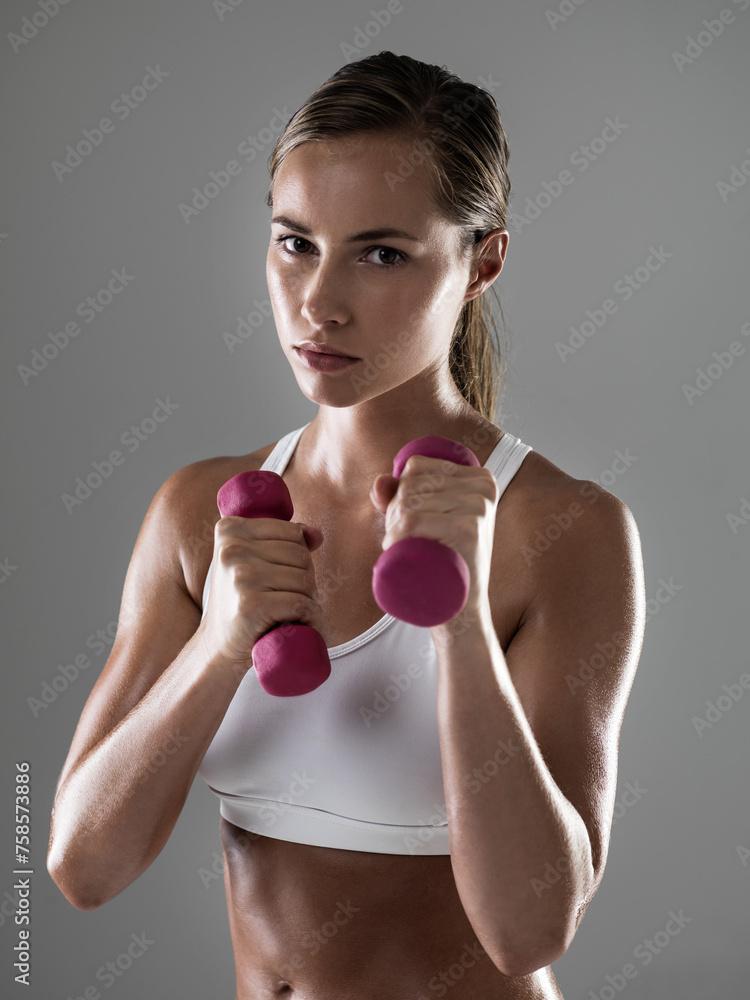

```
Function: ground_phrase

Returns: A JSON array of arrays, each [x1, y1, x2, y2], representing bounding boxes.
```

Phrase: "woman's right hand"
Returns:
[[198, 516, 325, 674]]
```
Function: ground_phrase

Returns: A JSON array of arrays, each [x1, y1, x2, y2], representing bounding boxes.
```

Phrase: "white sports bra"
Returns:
[[197, 422, 532, 855]]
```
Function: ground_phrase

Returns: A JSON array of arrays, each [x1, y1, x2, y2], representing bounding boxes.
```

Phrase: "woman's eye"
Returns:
[[275, 235, 311, 255], [365, 247, 403, 267], [273, 235, 406, 269]]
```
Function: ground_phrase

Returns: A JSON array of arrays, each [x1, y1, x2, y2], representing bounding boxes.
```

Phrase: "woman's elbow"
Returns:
[[493, 918, 574, 978], [47, 840, 112, 912]]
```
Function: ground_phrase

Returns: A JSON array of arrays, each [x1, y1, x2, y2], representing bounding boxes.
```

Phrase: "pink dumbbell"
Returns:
[[371, 436, 480, 627], [216, 471, 331, 697]]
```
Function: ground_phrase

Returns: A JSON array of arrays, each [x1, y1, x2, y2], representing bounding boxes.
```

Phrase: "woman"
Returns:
[[47, 51, 645, 998]]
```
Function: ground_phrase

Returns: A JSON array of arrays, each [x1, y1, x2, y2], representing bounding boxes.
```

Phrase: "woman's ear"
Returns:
[[465, 228, 509, 302]]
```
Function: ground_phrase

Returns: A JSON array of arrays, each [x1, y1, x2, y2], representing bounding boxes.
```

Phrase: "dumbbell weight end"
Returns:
[[372, 536, 472, 627], [371, 435, 479, 627], [253, 623, 331, 697], [217, 470, 331, 697]]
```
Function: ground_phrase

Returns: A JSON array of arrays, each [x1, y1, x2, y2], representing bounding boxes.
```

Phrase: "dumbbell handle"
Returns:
[[216, 470, 331, 697], [372, 436, 479, 627]]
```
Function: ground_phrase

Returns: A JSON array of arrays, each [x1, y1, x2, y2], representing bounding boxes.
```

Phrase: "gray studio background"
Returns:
[[2, 0, 748, 997]]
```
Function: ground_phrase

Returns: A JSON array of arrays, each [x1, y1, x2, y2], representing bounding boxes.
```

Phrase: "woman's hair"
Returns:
[[266, 51, 512, 422]]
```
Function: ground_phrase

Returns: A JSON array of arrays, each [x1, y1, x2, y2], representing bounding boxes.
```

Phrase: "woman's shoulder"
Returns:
[[501, 444, 634, 570], [489, 441, 637, 647], [502, 438, 629, 516]]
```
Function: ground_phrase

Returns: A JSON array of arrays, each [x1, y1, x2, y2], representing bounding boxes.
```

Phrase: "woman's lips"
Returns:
[[294, 347, 360, 371]]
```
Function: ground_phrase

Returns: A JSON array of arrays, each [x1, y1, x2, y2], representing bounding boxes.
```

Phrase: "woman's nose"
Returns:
[[300, 266, 349, 325]]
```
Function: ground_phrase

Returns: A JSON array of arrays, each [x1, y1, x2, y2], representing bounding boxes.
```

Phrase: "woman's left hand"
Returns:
[[369, 454, 500, 624]]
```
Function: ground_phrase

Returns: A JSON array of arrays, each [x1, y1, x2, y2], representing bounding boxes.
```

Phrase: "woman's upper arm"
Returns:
[[500, 483, 646, 893], [54, 462, 215, 793]]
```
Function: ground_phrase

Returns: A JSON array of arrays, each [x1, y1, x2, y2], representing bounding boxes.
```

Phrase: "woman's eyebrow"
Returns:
[[270, 214, 424, 243]]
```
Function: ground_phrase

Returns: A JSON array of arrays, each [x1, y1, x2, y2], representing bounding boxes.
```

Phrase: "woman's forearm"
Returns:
[[47, 627, 245, 910], [433, 611, 595, 977]]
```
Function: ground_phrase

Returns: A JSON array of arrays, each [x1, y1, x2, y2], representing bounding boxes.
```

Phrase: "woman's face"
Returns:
[[266, 132, 503, 409]]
